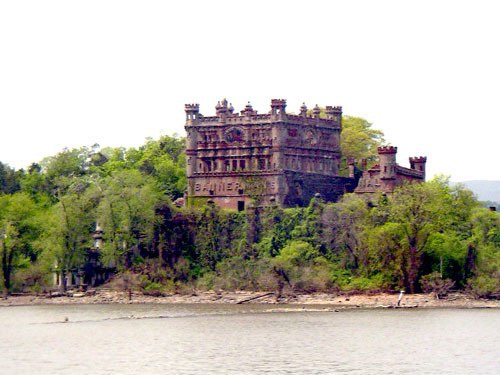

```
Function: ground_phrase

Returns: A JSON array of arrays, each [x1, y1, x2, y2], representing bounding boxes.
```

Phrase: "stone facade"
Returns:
[[354, 146, 427, 194], [185, 99, 356, 210]]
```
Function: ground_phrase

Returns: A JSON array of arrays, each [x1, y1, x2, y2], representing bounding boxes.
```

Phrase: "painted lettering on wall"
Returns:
[[194, 180, 276, 194]]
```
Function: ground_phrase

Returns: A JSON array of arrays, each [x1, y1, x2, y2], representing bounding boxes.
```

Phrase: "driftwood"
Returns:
[[236, 292, 275, 304]]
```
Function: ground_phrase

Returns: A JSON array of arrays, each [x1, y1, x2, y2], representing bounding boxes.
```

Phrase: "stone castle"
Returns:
[[354, 146, 427, 194], [185, 99, 426, 209]]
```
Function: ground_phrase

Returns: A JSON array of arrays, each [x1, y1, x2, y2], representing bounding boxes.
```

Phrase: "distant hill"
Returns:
[[458, 180, 500, 203]]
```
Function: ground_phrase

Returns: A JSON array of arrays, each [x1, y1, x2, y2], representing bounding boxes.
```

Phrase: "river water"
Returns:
[[0, 304, 498, 374]]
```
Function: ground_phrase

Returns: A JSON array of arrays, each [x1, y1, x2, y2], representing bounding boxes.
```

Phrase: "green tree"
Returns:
[[127, 135, 186, 199], [95, 169, 165, 267], [466, 207, 500, 297], [0, 193, 37, 293], [272, 240, 331, 292], [341, 116, 385, 164], [323, 194, 372, 272], [305, 108, 384, 174], [0, 162, 21, 194], [382, 179, 453, 293], [36, 178, 96, 290]]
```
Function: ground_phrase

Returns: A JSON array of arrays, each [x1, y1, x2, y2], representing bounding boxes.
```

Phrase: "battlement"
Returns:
[[184, 98, 346, 210], [409, 156, 427, 163], [325, 105, 342, 121], [185, 103, 200, 113], [186, 99, 343, 127], [271, 99, 287, 108], [378, 146, 398, 154], [409, 156, 427, 173], [325, 105, 342, 113]]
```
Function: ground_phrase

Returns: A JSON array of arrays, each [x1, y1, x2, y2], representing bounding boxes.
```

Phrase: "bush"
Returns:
[[196, 272, 216, 291], [143, 281, 165, 296], [343, 274, 385, 293], [213, 257, 272, 291], [420, 272, 455, 298], [272, 241, 333, 292], [11, 263, 50, 293], [467, 275, 500, 299]]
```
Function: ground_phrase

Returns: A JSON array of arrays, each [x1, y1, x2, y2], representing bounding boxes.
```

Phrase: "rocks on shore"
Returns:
[[0, 290, 498, 309]]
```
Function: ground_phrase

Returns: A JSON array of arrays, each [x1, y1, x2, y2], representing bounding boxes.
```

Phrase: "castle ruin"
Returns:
[[185, 99, 357, 210], [354, 146, 427, 194]]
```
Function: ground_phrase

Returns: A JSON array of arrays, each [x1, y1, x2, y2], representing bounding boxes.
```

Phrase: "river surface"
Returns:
[[0, 304, 498, 374]]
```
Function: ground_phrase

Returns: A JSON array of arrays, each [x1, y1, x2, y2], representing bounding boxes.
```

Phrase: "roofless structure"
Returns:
[[185, 99, 357, 210]]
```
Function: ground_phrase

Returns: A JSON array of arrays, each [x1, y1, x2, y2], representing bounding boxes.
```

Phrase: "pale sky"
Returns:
[[1, 1, 499, 181]]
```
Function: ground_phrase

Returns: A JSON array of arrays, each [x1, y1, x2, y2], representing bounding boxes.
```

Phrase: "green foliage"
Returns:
[[343, 274, 386, 293], [467, 274, 500, 298], [96, 169, 165, 266], [341, 116, 385, 164], [1, 134, 498, 299], [304, 111, 385, 175], [239, 176, 266, 205], [272, 240, 332, 292], [212, 257, 273, 291], [0, 162, 21, 194], [0, 192, 39, 292], [35, 181, 96, 282]]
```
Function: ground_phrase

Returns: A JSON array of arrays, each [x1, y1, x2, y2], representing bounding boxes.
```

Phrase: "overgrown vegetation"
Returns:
[[0, 132, 498, 299]]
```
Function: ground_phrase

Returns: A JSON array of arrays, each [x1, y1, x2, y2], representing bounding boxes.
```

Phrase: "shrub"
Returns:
[[467, 275, 500, 299], [420, 272, 455, 298], [343, 274, 385, 293], [196, 272, 216, 291], [143, 281, 164, 296], [11, 263, 50, 293]]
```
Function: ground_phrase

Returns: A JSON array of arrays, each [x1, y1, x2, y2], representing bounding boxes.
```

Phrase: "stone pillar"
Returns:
[[348, 158, 355, 178]]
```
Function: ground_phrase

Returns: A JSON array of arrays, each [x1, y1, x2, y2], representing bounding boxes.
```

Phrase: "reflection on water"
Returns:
[[0, 304, 498, 374]]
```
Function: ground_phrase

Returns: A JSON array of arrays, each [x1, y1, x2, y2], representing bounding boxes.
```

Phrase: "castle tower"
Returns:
[[185, 104, 200, 176], [270, 99, 287, 121], [215, 98, 230, 122], [312, 104, 321, 118], [185, 103, 200, 124], [409, 156, 427, 178], [325, 106, 342, 124], [378, 146, 398, 180], [299, 103, 308, 117]]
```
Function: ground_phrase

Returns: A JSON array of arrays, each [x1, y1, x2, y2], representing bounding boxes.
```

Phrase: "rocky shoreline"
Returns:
[[1, 289, 498, 309]]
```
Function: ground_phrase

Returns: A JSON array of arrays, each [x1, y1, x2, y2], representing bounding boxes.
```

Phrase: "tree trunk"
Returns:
[[407, 243, 418, 294], [1, 243, 13, 294]]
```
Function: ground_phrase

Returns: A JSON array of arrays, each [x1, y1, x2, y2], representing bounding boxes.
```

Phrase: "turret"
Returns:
[[185, 103, 200, 125], [378, 146, 398, 179], [241, 101, 256, 118], [185, 103, 199, 176], [312, 104, 321, 118], [409, 156, 427, 179], [270, 99, 287, 120], [299, 102, 308, 117], [215, 98, 230, 122], [325, 105, 342, 125]]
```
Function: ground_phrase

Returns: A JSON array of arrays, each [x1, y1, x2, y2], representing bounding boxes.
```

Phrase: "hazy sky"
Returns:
[[1, 1, 498, 181]]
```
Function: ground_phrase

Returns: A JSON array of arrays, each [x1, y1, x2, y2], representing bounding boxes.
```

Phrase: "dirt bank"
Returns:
[[1, 289, 498, 309]]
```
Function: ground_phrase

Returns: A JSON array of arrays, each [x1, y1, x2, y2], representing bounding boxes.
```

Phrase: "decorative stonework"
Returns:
[[354, 146, 427, 194], [185, 99, 352, 210]]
